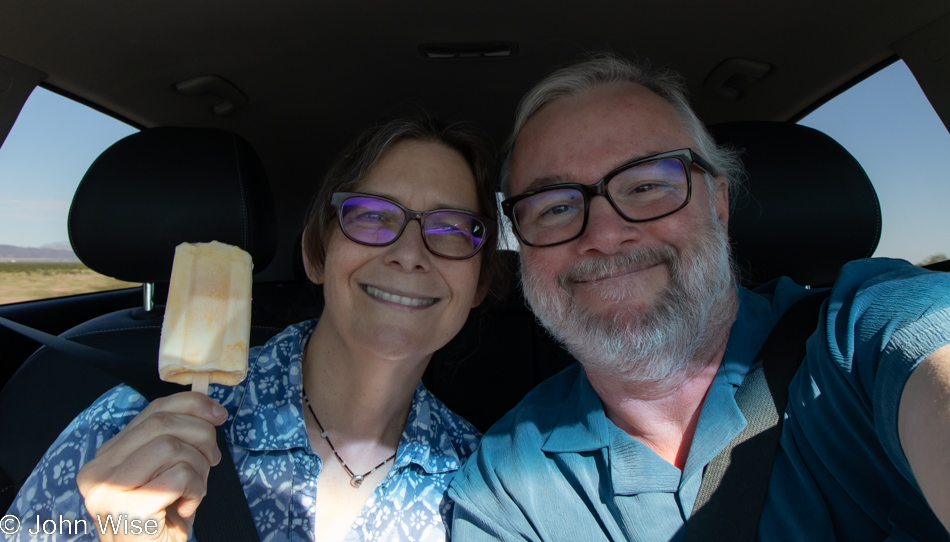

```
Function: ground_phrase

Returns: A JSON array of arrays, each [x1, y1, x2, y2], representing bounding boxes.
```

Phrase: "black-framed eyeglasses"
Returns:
[[501, 149, 717, 248], [330, 192, 496, 259]]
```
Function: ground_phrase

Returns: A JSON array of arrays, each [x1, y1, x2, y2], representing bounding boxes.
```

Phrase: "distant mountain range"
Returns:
[[0, 243, 79, 261], [40, 242, 72, 250]]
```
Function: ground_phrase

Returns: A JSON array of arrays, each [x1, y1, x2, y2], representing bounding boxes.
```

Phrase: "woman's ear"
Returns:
[[472, 275, 490, 308], [472, 286, 488, 308], [301, 228, 324, 284]]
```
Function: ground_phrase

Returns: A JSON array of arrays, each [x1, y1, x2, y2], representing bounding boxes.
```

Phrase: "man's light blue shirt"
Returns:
[[449, 258, 950, 541]]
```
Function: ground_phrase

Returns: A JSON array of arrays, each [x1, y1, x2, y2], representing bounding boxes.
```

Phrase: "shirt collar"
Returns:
[[541, 365, 611, 453], [393, 382, 467, 475], [225, 319, 465, 474]]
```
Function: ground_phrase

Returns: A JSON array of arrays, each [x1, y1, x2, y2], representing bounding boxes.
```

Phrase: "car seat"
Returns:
[[0, 127, 280, 511], [711, 121, 882, 288]]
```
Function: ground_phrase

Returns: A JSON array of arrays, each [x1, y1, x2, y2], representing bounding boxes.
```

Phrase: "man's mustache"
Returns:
[[557, 245, 679, 290]]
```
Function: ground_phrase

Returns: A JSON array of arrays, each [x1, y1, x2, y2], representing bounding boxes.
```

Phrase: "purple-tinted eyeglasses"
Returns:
[[330, 192, 496, 259]]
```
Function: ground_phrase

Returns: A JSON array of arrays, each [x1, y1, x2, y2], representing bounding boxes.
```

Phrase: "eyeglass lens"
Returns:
[[338, 196, 487, 258], [512, 157, 689, 246]]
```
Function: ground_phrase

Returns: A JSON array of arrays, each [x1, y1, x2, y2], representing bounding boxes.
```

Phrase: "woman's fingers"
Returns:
[[80, 434, 214, 495], [96, 411, 222, 469], [96, 392, 226, 463], [115, 391, 226, 434]]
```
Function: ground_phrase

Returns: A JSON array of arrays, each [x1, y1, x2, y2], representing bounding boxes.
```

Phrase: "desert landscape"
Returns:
[[0, 262, 138, 304], [0, 243, 138, 304]]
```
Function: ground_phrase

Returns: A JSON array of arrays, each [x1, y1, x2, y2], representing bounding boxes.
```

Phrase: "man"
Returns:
[[448, 54, 950, 541]]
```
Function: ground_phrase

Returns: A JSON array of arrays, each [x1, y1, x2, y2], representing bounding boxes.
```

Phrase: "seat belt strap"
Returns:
[[193, 427, 261, 541], [684, 290, 830, 542], [0, 315, 184, 399], [0, 316, 261, 542]]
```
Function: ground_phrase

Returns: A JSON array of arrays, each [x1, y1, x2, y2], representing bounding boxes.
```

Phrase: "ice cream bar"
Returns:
[[159, 241, 252, 394]]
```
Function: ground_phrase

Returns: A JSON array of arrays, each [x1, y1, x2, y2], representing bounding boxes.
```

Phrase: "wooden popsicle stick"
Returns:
[[192, 372, 210, 395]]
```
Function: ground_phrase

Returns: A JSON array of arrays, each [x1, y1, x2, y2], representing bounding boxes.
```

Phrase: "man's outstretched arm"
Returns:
[[900, 343, 950, 533]]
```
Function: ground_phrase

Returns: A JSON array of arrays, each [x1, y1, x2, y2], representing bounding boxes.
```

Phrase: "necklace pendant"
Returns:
[[350, 475, 365, 488]]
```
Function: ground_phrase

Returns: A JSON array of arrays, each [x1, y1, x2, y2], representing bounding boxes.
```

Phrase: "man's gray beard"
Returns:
[[520, 208, 738, 385]]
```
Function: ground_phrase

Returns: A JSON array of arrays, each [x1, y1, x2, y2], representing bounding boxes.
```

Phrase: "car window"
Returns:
[[798, 60, 950, 266], [495, 192, 520, 251], [0, 87, 139, 305]]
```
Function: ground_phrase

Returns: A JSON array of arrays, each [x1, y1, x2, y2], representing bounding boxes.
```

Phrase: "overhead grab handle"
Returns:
[[704, 58, 772, 100], [175, 75, 248, 115]]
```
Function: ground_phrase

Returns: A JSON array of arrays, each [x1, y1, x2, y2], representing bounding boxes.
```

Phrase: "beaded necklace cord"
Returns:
[[303, 393, 397, 488]]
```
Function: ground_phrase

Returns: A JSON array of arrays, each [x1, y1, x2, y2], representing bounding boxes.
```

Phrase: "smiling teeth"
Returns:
[[366, 285, 437, 307]]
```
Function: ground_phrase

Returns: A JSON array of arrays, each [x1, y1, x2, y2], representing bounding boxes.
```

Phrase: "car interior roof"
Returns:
[[2, 1, 950, 282]]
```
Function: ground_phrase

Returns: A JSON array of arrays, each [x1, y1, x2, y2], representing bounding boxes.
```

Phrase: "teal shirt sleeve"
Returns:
[[761, 258, 950, 541], [822, 258, 950, 483]]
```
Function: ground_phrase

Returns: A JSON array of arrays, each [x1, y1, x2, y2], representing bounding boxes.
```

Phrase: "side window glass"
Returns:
[[496, 192, 520, 251], [798, 60, 950, 265], [0, 87, 139, 304]]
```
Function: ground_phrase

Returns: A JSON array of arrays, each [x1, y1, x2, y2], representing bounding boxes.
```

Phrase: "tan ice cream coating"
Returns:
[[159, 241, 253, 387]]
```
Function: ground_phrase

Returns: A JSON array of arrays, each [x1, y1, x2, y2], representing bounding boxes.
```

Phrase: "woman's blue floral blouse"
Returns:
[[9, 319, 481, 541]]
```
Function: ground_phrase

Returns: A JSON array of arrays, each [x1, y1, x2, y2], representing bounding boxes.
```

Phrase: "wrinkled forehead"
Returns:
[[510, 83, 695, 195]]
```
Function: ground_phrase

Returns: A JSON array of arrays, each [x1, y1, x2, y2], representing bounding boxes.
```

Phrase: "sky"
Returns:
[[798, 61, 950, 264], [0, 91, 137, 248], [1, 61, 948, 263]]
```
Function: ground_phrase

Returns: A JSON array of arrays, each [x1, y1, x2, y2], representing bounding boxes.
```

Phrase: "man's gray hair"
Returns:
[[500, 53, 744, 199]]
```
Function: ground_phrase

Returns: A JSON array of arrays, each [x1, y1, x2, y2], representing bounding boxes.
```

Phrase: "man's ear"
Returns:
[[301, 228, 324, 285], [714, 175, 730, 228]]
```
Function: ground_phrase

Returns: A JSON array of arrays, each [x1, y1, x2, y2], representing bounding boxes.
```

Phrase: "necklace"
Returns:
[[303, 394, 397, 488]]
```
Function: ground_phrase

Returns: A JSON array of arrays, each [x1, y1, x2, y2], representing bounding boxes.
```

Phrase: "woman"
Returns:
[[9, 116, 502, 541]]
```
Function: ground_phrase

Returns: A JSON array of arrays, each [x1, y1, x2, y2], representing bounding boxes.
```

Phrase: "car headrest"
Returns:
[[708, 121, 881, 287], [68, 127, 277, 283]]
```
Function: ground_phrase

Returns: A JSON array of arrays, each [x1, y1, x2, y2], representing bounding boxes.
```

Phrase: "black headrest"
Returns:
[[68, 127, 277, 283], [708, 121, 881, 287]]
